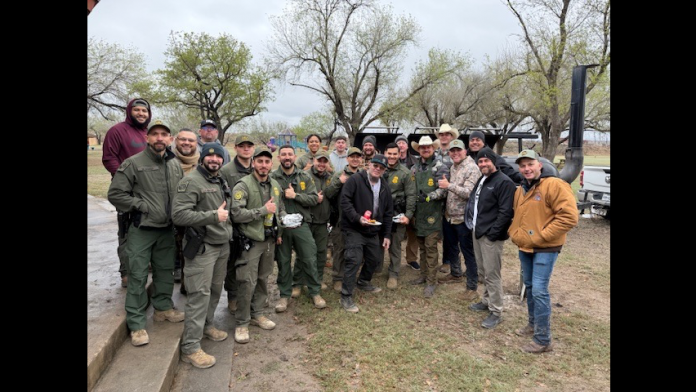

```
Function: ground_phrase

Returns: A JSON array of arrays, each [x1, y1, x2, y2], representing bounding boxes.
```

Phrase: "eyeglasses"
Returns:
[[201, 126, 217, 131], [177, 137, 197, 143]]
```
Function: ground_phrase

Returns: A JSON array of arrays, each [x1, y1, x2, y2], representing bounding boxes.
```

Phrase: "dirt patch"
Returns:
[[228, 216, 610, 391], [228, 272, 322, 392]]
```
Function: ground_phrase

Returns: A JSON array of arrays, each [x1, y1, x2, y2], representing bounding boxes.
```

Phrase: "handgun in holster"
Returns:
[[117, 211, 131, 239], [183, 226, 207, 260]]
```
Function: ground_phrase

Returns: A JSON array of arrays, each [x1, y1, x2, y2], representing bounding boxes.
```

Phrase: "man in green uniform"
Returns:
[[271, 145, 327, 312], [172, 143, 233, 369], [107, 119, 185, 347], [303, 150, 332, 290], [220, 134, 255, 314], [231, 147, 286, 344], [409, 135, 449, 298], [379, 142, 416, 289], [324, 147, 363, 291]]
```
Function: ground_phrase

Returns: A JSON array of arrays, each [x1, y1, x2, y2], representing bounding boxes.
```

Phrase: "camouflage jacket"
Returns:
[[444, 156, 481, 224]]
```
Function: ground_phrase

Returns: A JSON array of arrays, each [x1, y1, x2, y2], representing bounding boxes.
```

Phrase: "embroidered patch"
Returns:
[[427, 217, 435, 224], [427, 178, 434, 187], [177, 181, 189, 192], [534, 192, 542, 201], [326, 179, 331, 186], [234, 191, 243, 200], [392, 176, 399, 184], [201, 187, 218, 193], [300, 181, 306, 190], [117, 160, 132, 172], [411, 175, 415, 181], [274, 187, 280, 196]]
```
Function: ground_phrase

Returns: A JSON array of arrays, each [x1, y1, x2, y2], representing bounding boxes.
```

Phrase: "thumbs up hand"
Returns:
[[285, 183, 296, 199], [438, 174, 450, 189], [264, 198, 277, 214], [317, 190, 324, 203], [217, 201, 229, 222]]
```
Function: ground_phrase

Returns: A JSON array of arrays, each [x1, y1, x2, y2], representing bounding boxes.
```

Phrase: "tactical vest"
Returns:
[[238, 175, 283, 242], [414, 157, 443, 237]]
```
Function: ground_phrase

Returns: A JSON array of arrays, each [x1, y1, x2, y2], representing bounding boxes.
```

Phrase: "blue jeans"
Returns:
[[519, 251, 558, 346], [442, 220, 477, 290]]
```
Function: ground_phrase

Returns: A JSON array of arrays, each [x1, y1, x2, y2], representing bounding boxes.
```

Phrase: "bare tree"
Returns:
[[87, 37, 153, 120], [503, 0, 610, 158], [266, 0, 458, 144]]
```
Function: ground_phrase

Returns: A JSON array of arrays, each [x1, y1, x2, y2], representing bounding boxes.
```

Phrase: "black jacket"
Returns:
[[340, 170, 394, 239], [468, 148, 523, 184], [465, 170, 516, 241]]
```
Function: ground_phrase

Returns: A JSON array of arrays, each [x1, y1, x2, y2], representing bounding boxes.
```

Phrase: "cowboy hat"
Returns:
[[437, 123, 459, 138], [411, 135, 441, 151]]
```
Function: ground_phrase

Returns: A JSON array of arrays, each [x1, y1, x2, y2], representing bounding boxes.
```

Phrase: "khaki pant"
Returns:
[[417, 231, 441, 285], [235, 238, 275, 328], [181, 242, 229, 355], [473, 231, 504, 316], [405, 223, 419, 263]]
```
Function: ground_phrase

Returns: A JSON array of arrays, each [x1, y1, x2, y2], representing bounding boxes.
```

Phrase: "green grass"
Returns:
[[87, 151, 112, 199], [290, 251, 610, 391]]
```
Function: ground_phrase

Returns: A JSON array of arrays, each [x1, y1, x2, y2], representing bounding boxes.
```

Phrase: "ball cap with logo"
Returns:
[[253, 146, 273, 159], [449, 139, 465, 151], [370, 154, 388, 168], [147, 119, 171, 134], [200, 119, 217, 128], [515, 149, 540, 163], [235, 134, 254, 146]]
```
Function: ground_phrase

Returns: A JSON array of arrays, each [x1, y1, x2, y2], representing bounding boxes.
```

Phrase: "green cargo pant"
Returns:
[[277, 223, 320, 297], [377, 224, 406, 278], [125, 225, 176, 332], [235, 237, 276, 328], [181, 242, 229, 355], [417, 231, 441, 285], [297, 222, 328, 284]]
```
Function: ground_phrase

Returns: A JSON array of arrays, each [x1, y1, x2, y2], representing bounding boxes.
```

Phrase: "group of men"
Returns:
[[100, 97, 578, 364]]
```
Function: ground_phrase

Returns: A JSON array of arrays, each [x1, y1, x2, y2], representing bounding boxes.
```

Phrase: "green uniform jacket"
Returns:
[[295, 150, 334, 172], [171, 166, 233, 244], [413, 156, 447, 237], [108, 147, 184, 228], [231, 174, 286, 242], [220, 156, 252, 189], [324, 167, 360, 221], [383, 164, 417, 220], [306, 166, 332, 224], [270, 167, 318, 224]]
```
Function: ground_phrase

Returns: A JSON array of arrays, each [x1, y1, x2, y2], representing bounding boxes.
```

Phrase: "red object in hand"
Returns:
[[363, 211, 372, 219]]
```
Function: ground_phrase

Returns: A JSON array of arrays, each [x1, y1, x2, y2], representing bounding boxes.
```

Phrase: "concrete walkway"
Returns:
[[87, 195, 237, 392]]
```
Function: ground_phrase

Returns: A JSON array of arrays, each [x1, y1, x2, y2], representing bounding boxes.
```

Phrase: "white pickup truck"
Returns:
[[577, 166, 610, 219]]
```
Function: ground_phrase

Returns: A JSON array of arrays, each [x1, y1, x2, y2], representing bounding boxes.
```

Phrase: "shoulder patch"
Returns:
[[117, 160, 132, 172], [392, 176, 399, 184], [300, 181, 306, 191], [234, 191, 243, 200], [177, 180, 189, 192], [274, 187, 280, 196]]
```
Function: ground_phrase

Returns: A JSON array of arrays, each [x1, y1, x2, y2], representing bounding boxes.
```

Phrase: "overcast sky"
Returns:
[[88, 0, 523, 127]]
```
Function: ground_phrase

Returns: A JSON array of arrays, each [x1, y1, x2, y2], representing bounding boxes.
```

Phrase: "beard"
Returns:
[[203, 160, 221, 173]]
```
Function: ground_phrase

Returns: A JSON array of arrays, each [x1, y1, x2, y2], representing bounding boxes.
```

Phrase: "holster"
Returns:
[[117, 211, 130, 239], [183, 226, 206, 260]]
